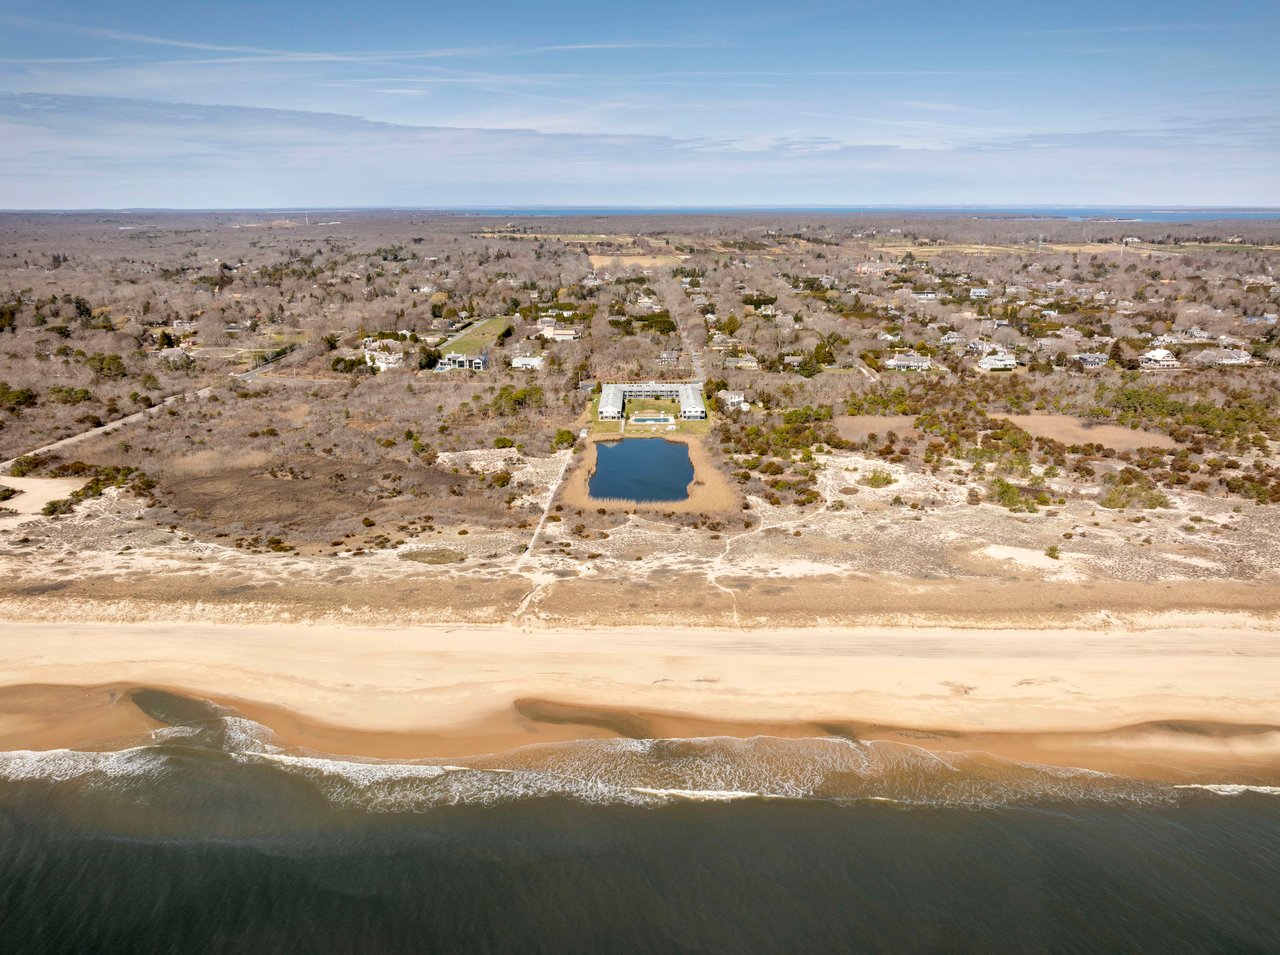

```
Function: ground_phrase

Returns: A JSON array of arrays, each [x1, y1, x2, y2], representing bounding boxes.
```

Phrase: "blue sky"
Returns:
[[0, 0, 1277, 207]]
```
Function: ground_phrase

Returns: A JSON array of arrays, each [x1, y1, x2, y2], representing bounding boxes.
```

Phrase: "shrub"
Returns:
[[8, 456, 46, 477], [398, 548, 465, 564], [1097, 469, 1173, 510], [0, 381, 37, 413], [865, 469, 896, 488]]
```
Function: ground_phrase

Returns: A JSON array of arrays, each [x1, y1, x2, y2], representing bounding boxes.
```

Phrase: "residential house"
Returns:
[[884, 353, 933, 372], [977, 352, 1017, 372], [539, 325, 581, 342], [1194, 348, 1253, 367], [440, 351, 488, 371], [1140, 348, 1181, 369]]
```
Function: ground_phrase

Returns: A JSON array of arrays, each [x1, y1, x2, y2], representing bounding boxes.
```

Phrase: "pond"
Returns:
[[589, 439, 694, 502]]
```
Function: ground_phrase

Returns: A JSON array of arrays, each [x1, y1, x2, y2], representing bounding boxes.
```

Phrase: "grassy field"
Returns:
[[444, 317, 511, 356]]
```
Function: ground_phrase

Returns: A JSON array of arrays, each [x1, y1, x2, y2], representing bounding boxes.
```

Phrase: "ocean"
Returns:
[[2, 690, 1278, 953]]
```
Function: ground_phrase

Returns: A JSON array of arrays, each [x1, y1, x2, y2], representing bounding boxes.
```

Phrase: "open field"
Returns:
[[588, 253, 686, 269], [443, 316, 511, 355], [998, 414, 1178, 451]]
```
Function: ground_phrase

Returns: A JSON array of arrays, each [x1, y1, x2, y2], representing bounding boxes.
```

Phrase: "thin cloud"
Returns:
[[0, 14, 498, 61], [1004, 19, 1278, 36]]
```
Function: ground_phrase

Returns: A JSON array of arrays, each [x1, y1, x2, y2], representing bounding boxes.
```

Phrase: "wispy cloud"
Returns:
[[1003, 19, 1279, 36], [0, 14, 711, 65]]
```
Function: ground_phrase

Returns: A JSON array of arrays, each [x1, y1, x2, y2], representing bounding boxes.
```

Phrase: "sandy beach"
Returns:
[[2, 620, 1277, 782]]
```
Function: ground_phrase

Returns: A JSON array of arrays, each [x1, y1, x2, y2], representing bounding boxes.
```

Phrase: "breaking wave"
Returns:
[[2, 690, 1276, 813], [4, 711, 1276, 812]]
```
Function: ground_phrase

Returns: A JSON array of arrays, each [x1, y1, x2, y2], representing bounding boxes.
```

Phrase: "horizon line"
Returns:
[[3, 204, 1280, 215]]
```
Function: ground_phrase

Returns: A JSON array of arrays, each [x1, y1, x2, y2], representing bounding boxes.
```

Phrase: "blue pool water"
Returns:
[[589, 439, 694, 502]]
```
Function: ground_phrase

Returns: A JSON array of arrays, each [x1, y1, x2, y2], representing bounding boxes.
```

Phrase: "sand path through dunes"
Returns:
[[1, 622, 1278, 757]]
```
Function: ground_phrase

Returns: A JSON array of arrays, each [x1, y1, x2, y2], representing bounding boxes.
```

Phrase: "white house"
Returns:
[[539, 325, 581, 342], [1140, 348, 1181, 369], [717, 390, 748, 411], [977, 352, 1017, 372], [884, 353, 933, 372], [511, 355, 544, 370], [1194, 348, 1252, 367], [440, 351, 488, 371]]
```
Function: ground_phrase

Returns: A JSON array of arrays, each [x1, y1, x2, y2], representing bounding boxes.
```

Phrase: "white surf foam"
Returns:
[[0, 726, 1242, 811], [1174, 784, 1280, 796]]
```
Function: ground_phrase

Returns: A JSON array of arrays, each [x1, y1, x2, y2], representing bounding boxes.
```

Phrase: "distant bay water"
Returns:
[[420, 206, 1280, 223]]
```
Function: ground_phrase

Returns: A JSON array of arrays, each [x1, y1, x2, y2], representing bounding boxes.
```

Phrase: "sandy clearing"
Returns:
[[998, 414, 1177, 451], [0, 476, 88, 529]]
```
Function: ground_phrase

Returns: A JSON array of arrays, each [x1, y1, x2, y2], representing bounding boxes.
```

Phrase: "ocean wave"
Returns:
[[3, 717, 1277, 812], [0, 744, 170, 785], [0, 728, 1166, 810], [1173, 784, 1280, 796]]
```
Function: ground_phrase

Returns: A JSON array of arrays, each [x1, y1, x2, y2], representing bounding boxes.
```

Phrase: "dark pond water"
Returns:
[[589, 439, 693, 502]]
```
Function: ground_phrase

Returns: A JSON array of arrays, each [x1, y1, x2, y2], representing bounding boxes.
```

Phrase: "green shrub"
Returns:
[[8, 455, 46, 477]]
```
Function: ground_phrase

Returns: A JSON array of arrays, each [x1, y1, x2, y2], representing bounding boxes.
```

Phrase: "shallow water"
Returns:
[[589, 438, 694, 502], [2, 691, 1279, 953]]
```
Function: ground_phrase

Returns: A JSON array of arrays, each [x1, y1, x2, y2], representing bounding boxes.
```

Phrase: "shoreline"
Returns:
[[2, 620, 1278, 783]]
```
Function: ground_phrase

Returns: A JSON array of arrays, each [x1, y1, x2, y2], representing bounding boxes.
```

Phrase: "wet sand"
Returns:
[[1, 621, 1278, 781]]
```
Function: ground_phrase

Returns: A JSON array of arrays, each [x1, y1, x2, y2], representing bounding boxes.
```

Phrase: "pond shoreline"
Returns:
[[559, 434, 741, 514]]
